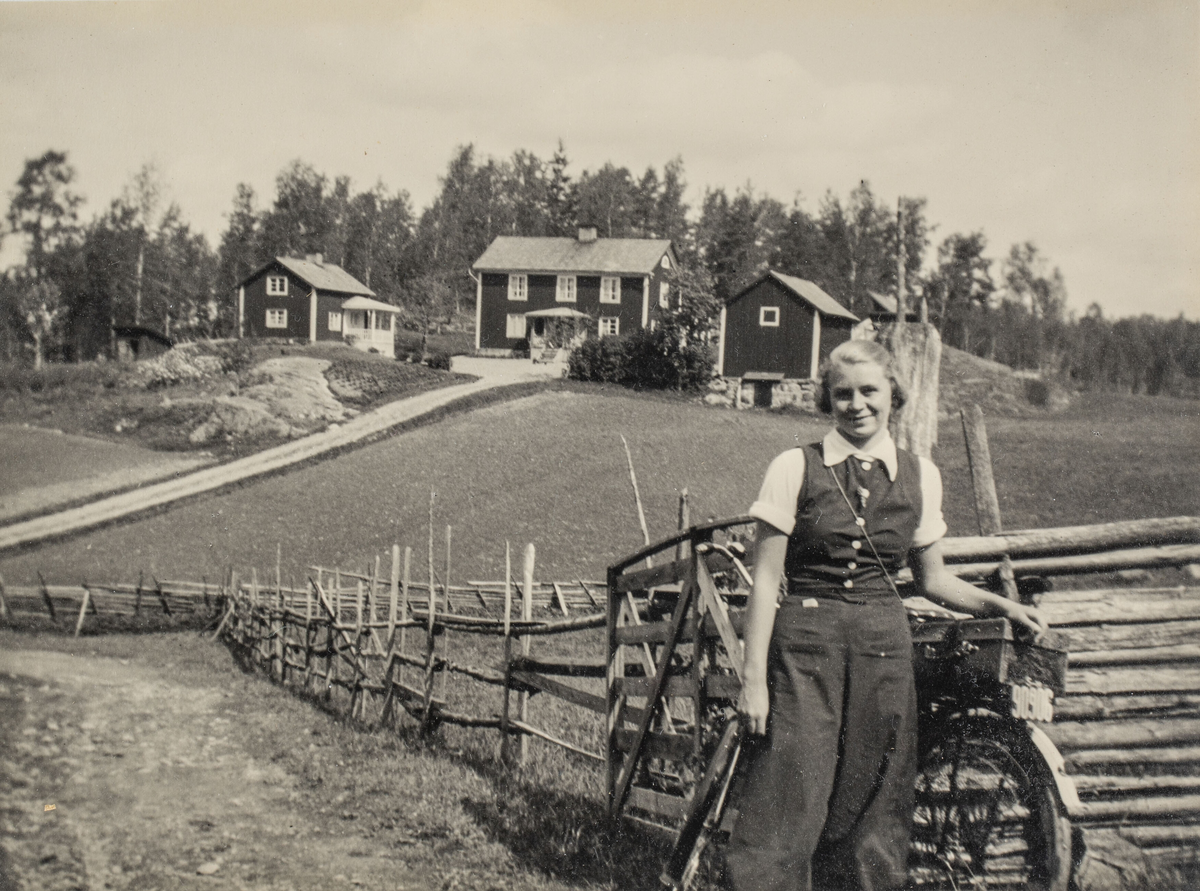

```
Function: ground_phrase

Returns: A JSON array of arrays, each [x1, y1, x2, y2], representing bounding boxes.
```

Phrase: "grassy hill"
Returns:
[[2, 383, 1196, 588]]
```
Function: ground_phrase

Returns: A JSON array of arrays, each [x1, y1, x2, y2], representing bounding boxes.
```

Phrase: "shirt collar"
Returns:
[[822, 429, 899, 481]]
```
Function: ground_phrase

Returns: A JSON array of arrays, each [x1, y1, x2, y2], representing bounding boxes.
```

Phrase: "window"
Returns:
[[506, 313, 527, 338], [265, 309, 288, 328], [658, 282, 670, 309], [598, 316, 620, 337], [759, 306, 780, 327], [661, 255, 671, 269], [600, 276, 621, 304], [507, 274, 528, 301], [266, 275, 288, 296], [556, 275, 577, 303], [328, 311, 342, 332]]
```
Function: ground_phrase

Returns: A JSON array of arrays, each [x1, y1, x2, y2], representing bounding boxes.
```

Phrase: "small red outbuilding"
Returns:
[[717, 271, 859, 380]]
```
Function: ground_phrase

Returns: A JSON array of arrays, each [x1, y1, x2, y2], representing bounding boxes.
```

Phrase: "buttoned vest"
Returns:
[[784, 442, 923, 594]]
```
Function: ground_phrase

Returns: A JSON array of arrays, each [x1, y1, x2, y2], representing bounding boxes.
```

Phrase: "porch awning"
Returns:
[[522, 307, 593, 320], [341, 296, 401, 313]]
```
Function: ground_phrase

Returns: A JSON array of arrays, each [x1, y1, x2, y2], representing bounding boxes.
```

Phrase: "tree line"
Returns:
[[2, 144, 1197, 396]]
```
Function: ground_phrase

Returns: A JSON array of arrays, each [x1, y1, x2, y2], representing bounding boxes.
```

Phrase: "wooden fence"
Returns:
[[0, 573, 225, 635], [215, 540, 616, 766]]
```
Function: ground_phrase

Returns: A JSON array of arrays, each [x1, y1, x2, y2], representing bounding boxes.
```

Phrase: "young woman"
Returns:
[[725, 339, 1046, 891]]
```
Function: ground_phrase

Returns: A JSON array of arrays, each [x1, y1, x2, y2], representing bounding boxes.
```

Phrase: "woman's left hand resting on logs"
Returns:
[[911, 541, 1049, 641]]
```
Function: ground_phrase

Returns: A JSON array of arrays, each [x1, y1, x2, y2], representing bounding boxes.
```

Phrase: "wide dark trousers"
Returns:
[[726, 595, 918, 891]]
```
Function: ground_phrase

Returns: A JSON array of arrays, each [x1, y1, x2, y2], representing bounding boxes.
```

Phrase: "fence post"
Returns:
[[501, 542, 514, 766], [519, 543, 536, 766], [0, 573, 10, 624], [442, 525, 452, 701], [74, 584, 92, 637], [422, 490, 437, 733], [961, 404, 1020, 600]]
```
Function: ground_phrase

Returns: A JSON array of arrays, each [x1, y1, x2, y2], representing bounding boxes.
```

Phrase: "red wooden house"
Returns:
[[237, 255, 398, 356], [717, 271, 859, 380], [471, 227, 677, 354]]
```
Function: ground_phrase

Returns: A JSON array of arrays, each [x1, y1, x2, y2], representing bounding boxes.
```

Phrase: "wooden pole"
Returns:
[[519, 543, 535, 766], [961, 404, 1003, 537], [399, 546, 412, 690], [620, 434, 653, 568], [38, 572, 56, 622], [887, 321, 941, 458], [422, 489, 437, 733], [675, 488, 690, 562], [0, 573, 10, 624], [896, 198, 908, 323], [388, 545, 400, 643], [442, 525, 452, 701], [74, 584, 92, 637], [501, 542, 514, 765]]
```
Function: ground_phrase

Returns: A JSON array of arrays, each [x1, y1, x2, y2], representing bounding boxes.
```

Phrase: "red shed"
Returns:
[[718, 271, 858, 380]]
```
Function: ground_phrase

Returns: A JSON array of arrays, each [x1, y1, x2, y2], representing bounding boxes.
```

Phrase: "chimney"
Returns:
[[577, 225, 598, 244], [306, 253, 323, 265]]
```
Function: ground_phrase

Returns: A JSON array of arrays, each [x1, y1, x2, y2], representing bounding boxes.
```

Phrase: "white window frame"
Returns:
[[328, 311, 343, 332], [658, 282, 670, 309], [759, 306, 781, 327], [556, 275, 577, 303], [600, 276, 621, 304], [506, 313, 527, 339], [598, 316, 620, 337], [507, 274, 528, 302], [266, 275, 288, 296], [265, 308, 288, 329]]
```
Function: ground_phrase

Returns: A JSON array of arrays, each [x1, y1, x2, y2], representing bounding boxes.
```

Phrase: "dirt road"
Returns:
[[0, 635, 570, 891]]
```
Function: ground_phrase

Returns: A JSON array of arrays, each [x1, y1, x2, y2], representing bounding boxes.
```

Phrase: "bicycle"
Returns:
[[618, 537, 1077, 891]]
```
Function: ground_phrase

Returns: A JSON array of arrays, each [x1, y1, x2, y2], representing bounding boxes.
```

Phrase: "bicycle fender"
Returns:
[[1025, 722, 1081, 813]]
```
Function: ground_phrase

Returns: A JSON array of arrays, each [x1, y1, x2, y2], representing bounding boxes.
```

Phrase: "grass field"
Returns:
[[2, 385, 1197, 589]]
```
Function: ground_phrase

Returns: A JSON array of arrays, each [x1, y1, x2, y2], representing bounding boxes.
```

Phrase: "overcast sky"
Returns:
[[1, 0, 1196, 319]]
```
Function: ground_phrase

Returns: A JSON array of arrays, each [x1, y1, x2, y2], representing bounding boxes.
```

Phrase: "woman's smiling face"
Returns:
[[828, 360, 893, 447]]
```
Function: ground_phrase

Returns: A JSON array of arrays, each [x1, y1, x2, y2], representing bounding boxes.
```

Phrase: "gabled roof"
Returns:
[[867, 289, 919, 319], [729, 271, 859, 321], [473, 236, 673, 275], [241, 256, 375, 296]]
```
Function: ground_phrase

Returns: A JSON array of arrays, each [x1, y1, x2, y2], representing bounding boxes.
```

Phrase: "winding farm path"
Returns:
[[0, 358, 560, 556]]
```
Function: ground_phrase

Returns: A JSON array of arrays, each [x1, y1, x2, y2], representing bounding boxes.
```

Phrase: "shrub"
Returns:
[[567, 329, 713, 391], [567, 337, 625, 384], [424, 350, 452, 371]]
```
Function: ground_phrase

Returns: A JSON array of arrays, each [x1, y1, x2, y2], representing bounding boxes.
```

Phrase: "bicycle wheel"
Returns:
[[908, 715, 1071, 891]]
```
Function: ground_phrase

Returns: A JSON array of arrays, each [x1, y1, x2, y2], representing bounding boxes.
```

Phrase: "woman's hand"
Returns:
[[998, 599, 1050, 641], [738, 676, 771, 736]]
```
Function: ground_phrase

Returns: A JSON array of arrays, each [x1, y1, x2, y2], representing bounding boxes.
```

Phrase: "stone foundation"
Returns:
[[705, 377, 817, 411]]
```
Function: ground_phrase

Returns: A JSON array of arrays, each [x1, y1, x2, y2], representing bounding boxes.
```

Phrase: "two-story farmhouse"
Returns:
[[718, 271, 859, 380], [471, 227, 677, 354], [237, 255, 400, 357]]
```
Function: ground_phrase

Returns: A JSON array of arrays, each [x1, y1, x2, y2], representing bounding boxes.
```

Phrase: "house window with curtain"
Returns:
[[556, 275, 577, 303], [506, 313, 527, 338], [508, 274, 528, 301], [328, 311, 342, 332], [658, 282, 670, 309], [266, 309, 287, 328], [600, 276, 621, 304], [598, 317, 620, 337]]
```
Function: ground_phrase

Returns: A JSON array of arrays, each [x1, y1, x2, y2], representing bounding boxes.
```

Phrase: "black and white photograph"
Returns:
[[1, 1, 1197, 889]]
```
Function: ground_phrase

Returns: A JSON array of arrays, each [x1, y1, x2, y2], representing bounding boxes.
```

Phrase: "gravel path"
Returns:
[[0, 640, 572, 891]]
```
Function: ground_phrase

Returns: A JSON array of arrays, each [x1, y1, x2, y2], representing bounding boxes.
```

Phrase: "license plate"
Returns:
[[1009, 683, 1054, 722]]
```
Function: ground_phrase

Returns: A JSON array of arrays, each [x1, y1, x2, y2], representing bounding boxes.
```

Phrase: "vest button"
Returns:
[[855, 517, 866, 527], [851, 540, 862, 550], [848, 561, 857, 570], [843, 579, 854, 589]]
